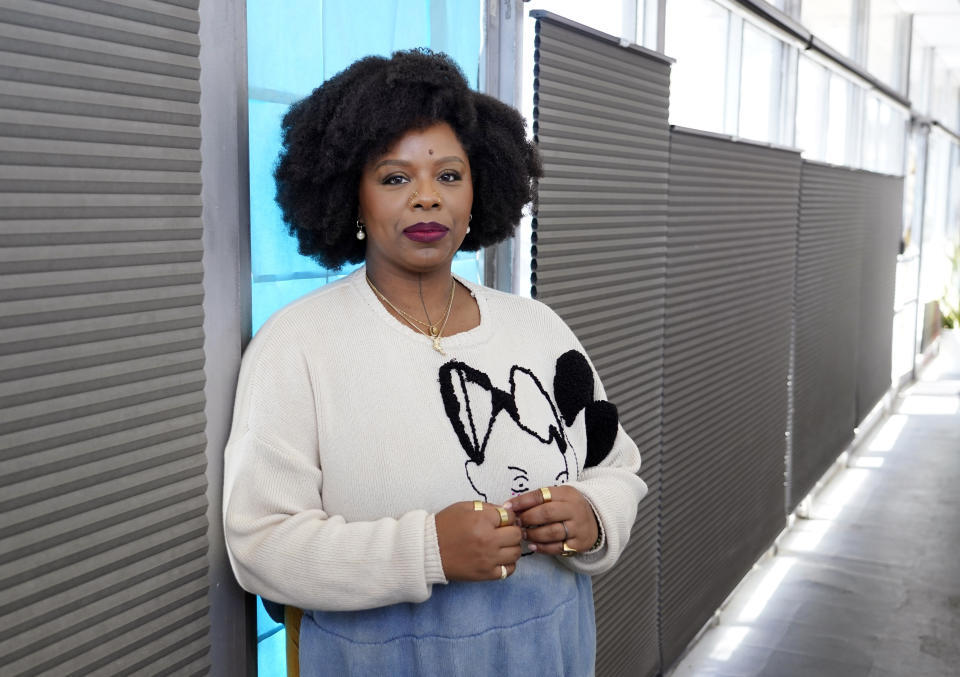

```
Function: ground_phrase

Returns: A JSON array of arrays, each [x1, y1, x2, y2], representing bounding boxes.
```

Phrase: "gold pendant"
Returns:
[[432, 336, 445, 355]]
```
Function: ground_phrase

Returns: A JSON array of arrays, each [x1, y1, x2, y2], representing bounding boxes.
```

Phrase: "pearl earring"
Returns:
[[356, 220, 366, 240]]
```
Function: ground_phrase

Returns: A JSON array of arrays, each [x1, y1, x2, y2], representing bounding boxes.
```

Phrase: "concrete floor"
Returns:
[[670, 337, 960, 677]]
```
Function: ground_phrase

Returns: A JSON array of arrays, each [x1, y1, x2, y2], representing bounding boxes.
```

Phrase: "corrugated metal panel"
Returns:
[[532, 13, 669, 677], [0, 0, 208, 674], [660, 129, 799, 668], [790, 161, 864, 511], [856, 173, 902, 422]]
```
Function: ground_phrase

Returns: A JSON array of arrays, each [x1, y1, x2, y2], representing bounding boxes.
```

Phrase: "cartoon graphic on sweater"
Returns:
[[438, 349, 621, 502]]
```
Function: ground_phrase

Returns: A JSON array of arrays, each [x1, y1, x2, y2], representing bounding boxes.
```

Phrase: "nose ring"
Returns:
[[408, 190, 442, 208]]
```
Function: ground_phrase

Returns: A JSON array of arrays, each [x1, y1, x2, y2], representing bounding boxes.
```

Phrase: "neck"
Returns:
[[365, 262, 455, 319]]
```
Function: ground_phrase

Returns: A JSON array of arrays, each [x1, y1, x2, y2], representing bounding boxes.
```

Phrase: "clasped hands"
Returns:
[[435, 485, 599, 582]]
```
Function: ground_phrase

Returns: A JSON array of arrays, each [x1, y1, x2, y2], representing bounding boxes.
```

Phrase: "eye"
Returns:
[[382, 174, 408, 186], [511, 474, 529, 495], [438, 170, 461, 183], [555, 470, 569, 484]]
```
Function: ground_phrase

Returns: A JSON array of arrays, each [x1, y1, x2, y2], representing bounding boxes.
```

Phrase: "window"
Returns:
[[795, 56, 829, 160], [825, 73, 851, 166], [665, 0, 730, 133], [800, 0, 855, 59], [878, 99, 907, 176], [739, 22, 783, 143], [525, 0, 624, 37], [931, 56, 960, 130], [908, 34, 930, 115], [866, 0, 908, 92], [862, 93, 880, 171]]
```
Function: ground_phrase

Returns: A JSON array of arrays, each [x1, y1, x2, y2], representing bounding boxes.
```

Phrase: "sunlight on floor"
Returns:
[[811, 468, 869, 520], [866, 414, 907, 452], [738, 557, 796, 623], [707, 626, 751, 661], [786, 518, 831, 552], [897, 394, 960, 415], [850, 455, 885, 468]]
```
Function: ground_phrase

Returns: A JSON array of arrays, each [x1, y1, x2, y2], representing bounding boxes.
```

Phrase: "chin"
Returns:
[[405, 249, 457, 271]]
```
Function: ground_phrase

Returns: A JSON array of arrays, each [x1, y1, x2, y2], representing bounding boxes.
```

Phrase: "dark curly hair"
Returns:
[[274, 49, 542, 270]]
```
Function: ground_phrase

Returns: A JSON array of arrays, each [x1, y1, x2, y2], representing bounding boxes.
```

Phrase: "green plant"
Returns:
[[941, 239, 960, 329]]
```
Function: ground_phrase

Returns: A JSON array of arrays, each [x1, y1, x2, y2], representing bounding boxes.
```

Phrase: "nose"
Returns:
[[410, 189, 442, 210]]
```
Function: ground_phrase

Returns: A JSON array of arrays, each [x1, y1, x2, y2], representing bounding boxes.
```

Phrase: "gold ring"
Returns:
[[561, 541, 577, 557], [473, 500, 483, 512], [540, 487, 552, 503], [500, 565, 508, 580], [496, 506, 510, 527]]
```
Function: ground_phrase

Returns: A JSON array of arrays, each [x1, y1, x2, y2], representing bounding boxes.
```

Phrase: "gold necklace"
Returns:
[[366, 276, 456, 355], [368, 277, 454, 335]]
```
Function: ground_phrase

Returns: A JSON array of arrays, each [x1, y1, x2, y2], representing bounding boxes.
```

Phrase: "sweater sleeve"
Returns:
[[553, 326, 648, 576], [562, 422, 646, 575], [222, 316, 447, 611]]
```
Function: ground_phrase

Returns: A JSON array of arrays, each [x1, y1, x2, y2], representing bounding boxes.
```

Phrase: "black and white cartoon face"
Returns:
[[438, 351, 620, 504]]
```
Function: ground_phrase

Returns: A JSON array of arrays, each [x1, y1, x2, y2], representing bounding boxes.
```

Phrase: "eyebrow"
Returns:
[[373, 156, 466, 170], [507, 466, 527, 472]]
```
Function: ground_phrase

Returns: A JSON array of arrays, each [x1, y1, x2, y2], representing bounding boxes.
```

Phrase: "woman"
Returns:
[[223, 49, 647, 676]]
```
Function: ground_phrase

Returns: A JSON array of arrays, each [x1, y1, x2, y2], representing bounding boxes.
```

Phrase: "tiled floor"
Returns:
[[670, 337, 960, 677]]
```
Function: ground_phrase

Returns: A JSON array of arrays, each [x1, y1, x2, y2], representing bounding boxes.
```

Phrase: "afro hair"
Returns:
[[273, 49, 542, 270]]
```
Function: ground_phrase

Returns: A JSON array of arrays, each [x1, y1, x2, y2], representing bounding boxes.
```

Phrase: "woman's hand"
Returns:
[[504, 486, 599, 557], [435, 501, 522, 581]]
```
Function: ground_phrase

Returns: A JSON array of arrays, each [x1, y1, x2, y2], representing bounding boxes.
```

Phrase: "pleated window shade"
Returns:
[[0, 1, 210, 674], [856, 173, 902, 422], [790, 164, 903, 510], [659, 129, 799, 667], [790, 161, 865, 510], [531, 13, 669, 677], [529, 12, 905, 676]]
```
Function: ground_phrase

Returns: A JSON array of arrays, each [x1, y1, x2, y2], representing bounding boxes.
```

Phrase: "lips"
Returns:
[[403, 222, 449, 243]]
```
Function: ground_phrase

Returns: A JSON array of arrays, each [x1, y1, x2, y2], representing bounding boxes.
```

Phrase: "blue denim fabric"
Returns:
[[299, 556, 596, 676]]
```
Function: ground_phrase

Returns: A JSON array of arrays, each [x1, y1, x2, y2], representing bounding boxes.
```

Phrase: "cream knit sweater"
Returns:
[[223, 267, 647, 612]]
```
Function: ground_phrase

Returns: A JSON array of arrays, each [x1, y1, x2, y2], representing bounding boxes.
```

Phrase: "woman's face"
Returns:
[[358, 122, 473, 276]]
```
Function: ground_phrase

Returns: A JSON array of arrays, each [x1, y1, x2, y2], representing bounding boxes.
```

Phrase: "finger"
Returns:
[[499, 492, 539, 513], [491, 525, 523, 547], [476, 503, 517, 528], [524, 522, 568, 544], [528, 540, 578, 557], [492, 562, 517, 581], [514, 502, 564, 527], [502, 486, 555, 512], [497, 544, 523, 562], [494, 506, 518, 528]]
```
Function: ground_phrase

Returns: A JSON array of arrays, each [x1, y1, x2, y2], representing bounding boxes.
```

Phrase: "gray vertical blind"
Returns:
[[531, 12, 669, 677], [660, 129, 799, 667], [791, 161, 865, 510], [856, 173, 902, 422], [0, 1, 209, 674]]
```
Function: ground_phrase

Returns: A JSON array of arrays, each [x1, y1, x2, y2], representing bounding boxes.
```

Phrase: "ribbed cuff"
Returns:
[[423, 514, 448, 585], [583, 495, 606, 554]]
